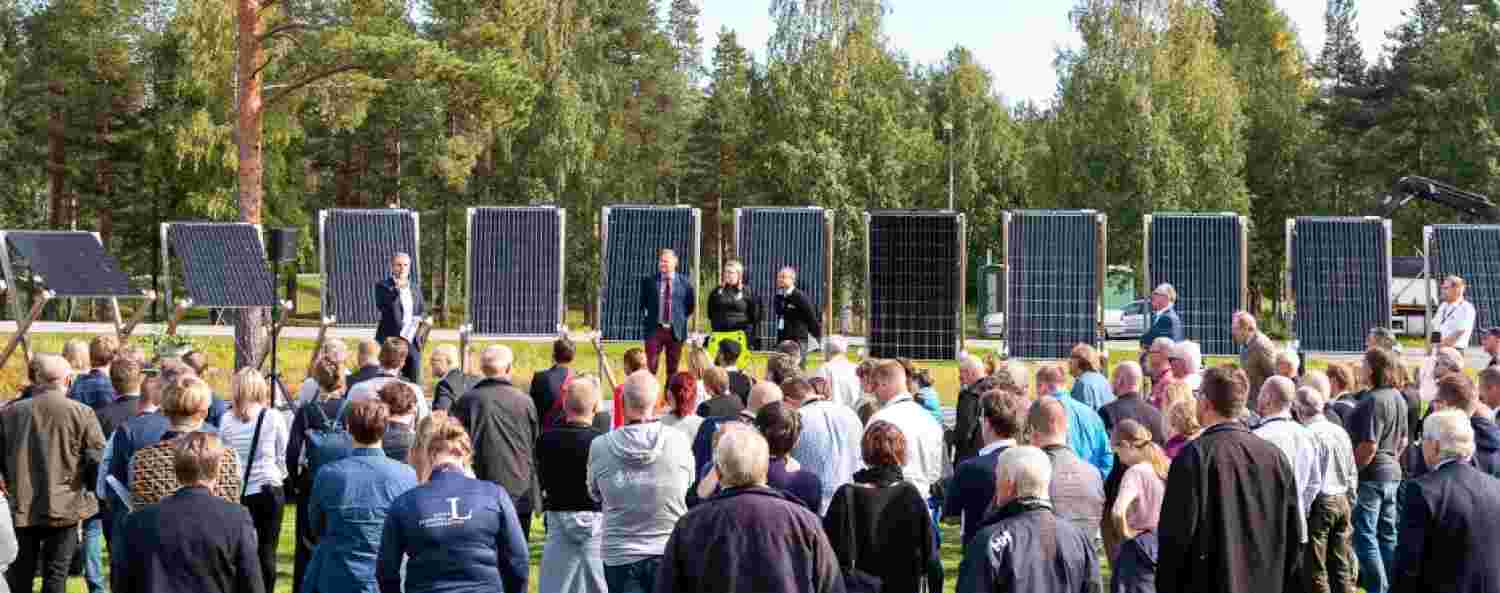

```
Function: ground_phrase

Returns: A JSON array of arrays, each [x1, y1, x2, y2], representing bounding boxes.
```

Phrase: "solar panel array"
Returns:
[[467, 207, 566, 336], [322, 209, 420, 326], [3, 232, 135, 297], [164, 224, 277, 307], [1005, 210, 1102, 360], [736, 208, 830, 351], [1291, 217, 1390, 353], [866, 210, 964, 360], [599, 206, 699, 341], [1147, 214, 1245, 356], [1428, 224, 1500, 331]]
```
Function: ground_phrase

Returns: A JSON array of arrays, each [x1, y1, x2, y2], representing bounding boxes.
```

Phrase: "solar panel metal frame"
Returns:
[[158, 222, 278, 309], [464, 206, 567, 338], [1142, 213, 1249, 356], [1425, 224, 1500, 338], [319, 209, 422, 327], [1002, 210, 1106, 360], [1286, 216, 1392, 355], [863, 209, 967, 361], [597, 205, 702, 343], [733, 207, 835, 351]]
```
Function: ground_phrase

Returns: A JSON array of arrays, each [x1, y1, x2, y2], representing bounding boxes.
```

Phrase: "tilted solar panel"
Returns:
[[4, 231, 135, 298], [164, 224, 277, 307]]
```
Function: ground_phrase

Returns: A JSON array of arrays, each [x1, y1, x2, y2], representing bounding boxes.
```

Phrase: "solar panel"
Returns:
[[162, 223, 277, 308], [599, 206, 700, 341], [866, 210, 965, 360], [1290, 217, 1390, 353], [321, 209, 420, 326], [2, 231, 136, 297], [1005, 210, 1103, 360], [1427, 224, 1500, 331], [735, 208, 832, 351], [466, 207, 566, 337], [1146, 214, 1247, 356]]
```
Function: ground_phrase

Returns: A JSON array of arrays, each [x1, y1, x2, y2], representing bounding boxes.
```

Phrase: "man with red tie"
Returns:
[[640, 249, 695, 377]]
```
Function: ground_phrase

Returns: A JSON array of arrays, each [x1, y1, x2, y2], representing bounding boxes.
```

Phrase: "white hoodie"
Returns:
[[587, 421, 694, 566]]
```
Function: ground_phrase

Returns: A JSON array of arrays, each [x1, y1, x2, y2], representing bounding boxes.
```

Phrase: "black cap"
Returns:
[[719, 339, 742, 358]]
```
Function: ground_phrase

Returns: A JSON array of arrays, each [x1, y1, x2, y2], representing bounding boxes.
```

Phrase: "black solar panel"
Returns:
[[1428, 225, 1500, 331], [866, 210, 965, 360], [1147, 214, 1245, 356], [599, 206, 700, 341], [1291, 217, 1390, 353], [321, 209, 420, 326], [736, 208, 831, 351], [467, 207, 565, 336], [164, 224, 277, 307], [1005, 210, 1101, 360], [3, 232, 135, 297]]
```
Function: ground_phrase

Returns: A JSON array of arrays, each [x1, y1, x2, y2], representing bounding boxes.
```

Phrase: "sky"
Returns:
[[697, 0, 1415, 105]]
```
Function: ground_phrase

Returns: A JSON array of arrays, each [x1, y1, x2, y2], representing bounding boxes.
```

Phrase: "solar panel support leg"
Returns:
[[117, 290, 157, 341], [307, 316, 335, 375], [166, 299, 193, 337], [257, 300, 293, 371], [0, 290, 53, 372], [459, 325, 471, 376]]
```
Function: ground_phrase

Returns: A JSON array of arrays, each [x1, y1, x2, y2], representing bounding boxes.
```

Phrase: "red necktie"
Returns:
[[665, 276, 673, 322]]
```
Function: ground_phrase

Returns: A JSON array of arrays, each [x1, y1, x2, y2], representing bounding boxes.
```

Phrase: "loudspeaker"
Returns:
[[268, 227, 299, 263]]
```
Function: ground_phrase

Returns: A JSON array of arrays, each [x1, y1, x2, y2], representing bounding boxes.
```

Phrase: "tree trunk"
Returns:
[[47, 81, 66, 228], [386, 121, 401, 207], [235, 0, 265, 370]]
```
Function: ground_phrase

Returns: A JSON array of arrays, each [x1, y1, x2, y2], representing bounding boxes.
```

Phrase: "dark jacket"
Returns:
[[112, 486, 263, 593], [944, 445, 1006, 545], [823, 470, 932, 593], [658, 486, 846, 593], [96, 394, 142, 440], [956, 497, 1097, 593], [432, 369, 474, 412], [1403, 415, 1500, 480], [529, 365, 571, 425], [773, 288, 821, 343], [640, 271, 695, 342], [1139, 307, 1183, 349], [727, 370, 754, 406], [374, 276, 425, 346], [68, 368, 116, 411], [707, 285, 759, 335], [377, 467, 528, 593], [1393, 460, 1500, 593], [347, 365, 385, 390], [451, 378, 539, 505], [1098, 393, 1168, 446], [536, 422, 603, 512], [1157, 422, 1302, 593], [696, 394, 745, 420], [1111, 532, 1159, 593], [0, 387, 107, 527], [949, 377, 997, 466]]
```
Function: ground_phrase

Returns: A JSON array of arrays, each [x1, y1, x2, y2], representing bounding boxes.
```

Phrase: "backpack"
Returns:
[[303, 398, 354, 482]]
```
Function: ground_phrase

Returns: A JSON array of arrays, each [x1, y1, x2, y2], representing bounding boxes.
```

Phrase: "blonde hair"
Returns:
[[61, 339, 90, 372], [1167, 400, 1201, 440], [426, 417, 474, 467], [1113, 419, 1169, 480], [1163, 381, 1194, 410], [162, 376, 214, 420], [230, 368, 271, 422]]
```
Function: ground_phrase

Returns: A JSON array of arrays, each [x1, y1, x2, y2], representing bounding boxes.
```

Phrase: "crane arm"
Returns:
[[1375, 176, 1500, 223]]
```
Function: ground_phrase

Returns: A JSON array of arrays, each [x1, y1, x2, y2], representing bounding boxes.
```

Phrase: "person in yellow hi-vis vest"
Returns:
[[705, 260, 759, 360]]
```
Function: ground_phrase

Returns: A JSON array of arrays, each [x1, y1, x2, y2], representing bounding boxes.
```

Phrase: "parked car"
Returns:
[[1105, 299, 1147, 340], [982, 312, 1005, 338]]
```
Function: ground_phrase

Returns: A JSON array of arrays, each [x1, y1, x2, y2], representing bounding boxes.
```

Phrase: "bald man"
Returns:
[[1233, 311, 1279, 401], [691, 382, 781, 498], [451, 345, 540, 541], [536, 375, 608, 592], [1254, 376, 1323, 548], [1099, 361, 1166, 446]]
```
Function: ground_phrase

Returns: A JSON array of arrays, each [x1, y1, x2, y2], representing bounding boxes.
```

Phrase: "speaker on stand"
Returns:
[[267, 227, 299, 409]]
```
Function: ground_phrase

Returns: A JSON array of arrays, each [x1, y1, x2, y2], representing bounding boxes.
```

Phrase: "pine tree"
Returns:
[[1315, 0, 1366, 89]]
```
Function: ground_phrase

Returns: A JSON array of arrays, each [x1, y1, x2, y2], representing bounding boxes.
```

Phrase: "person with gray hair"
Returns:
[[1101, 360, 1168, 445], [1420, 345, 1467, 404], [587, 365, 693, 593], [429, 343, 473, 412], [0, 354, 107, 593], [1140, 283, 1184, 352], [375, 251, 426, 383], [815, 335, 863, 410], [1255, 376, 1324, 543], [1169, 341, 1204, 393], [656, 428, 843, 593], [956, 445, 1097, 592], [1295, 386, 1360, 593], [451, 344, 540, 541], [1390, 408, 1500, 593], [1233, 311, 1279, 401], [950, 352, 996, 465], [1147, 336, 1178, 408], [1276, 350, 1301, 379]]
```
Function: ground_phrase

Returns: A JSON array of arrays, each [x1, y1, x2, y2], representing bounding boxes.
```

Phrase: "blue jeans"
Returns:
[[604, 556, 661, 593], [1353, 480, 1400, 593], [82, 515, 105, 593]]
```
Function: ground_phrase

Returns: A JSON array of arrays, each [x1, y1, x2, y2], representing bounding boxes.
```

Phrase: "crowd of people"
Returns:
[[5, 263, 1500, 593]]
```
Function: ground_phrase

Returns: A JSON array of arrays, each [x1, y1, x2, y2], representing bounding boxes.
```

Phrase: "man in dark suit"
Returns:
[[375, 251, 424, 384], [1139, 283, 1183, 351], [773, 266, 821, 364], [1392, 408, 1500, 593], [639, 248, 695, 377], [428, 343, 472, 412], [943, 385, 1027, 545], [112, 432, 263, 593]]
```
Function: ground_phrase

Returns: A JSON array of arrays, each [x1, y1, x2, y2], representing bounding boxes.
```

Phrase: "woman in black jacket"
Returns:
[[823, 421, 938, 593], [285, 358, 348, 593], [706, 260, 758, 357]]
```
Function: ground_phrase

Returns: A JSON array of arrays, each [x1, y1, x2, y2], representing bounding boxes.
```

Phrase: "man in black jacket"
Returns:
[[428, 343, 472, 412], [1392, 408, 1500, 593], [716, 340, 754, 406], [772, 267, 821, 364], [1158, 366, 1302, 593], [451, 344, 540, 541], [943, 386, 1026, 545], [112, 432, 263, 593], [949, 354, 994, 466], [956, 445, 1096, 593], [1098, 361, 1167, 445], [531, 336, 576, 426], [374, 252, 424, 383]]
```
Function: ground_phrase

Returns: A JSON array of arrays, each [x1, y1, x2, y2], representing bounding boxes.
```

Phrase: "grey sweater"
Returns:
[[587, 422, 694, 566]]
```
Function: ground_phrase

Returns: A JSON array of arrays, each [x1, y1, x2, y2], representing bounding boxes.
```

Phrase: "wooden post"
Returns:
[[0, 290, 54, 371], [306, 315, 336, 372], [166, 298, 193, 336], [117, 290, 158, 341]]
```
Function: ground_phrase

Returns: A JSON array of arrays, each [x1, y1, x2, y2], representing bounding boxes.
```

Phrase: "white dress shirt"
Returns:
[[868, 393, 945, 498], [816, 357, 864, 410], [398, 284, 418, 341], [1437, 299, 1477, 349]]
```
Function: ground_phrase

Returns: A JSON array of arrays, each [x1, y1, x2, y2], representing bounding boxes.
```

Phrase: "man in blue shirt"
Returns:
[[69, 335, 118, 410], [1036, 365, 1113, 478], [1068, 343, 1115, 411]]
